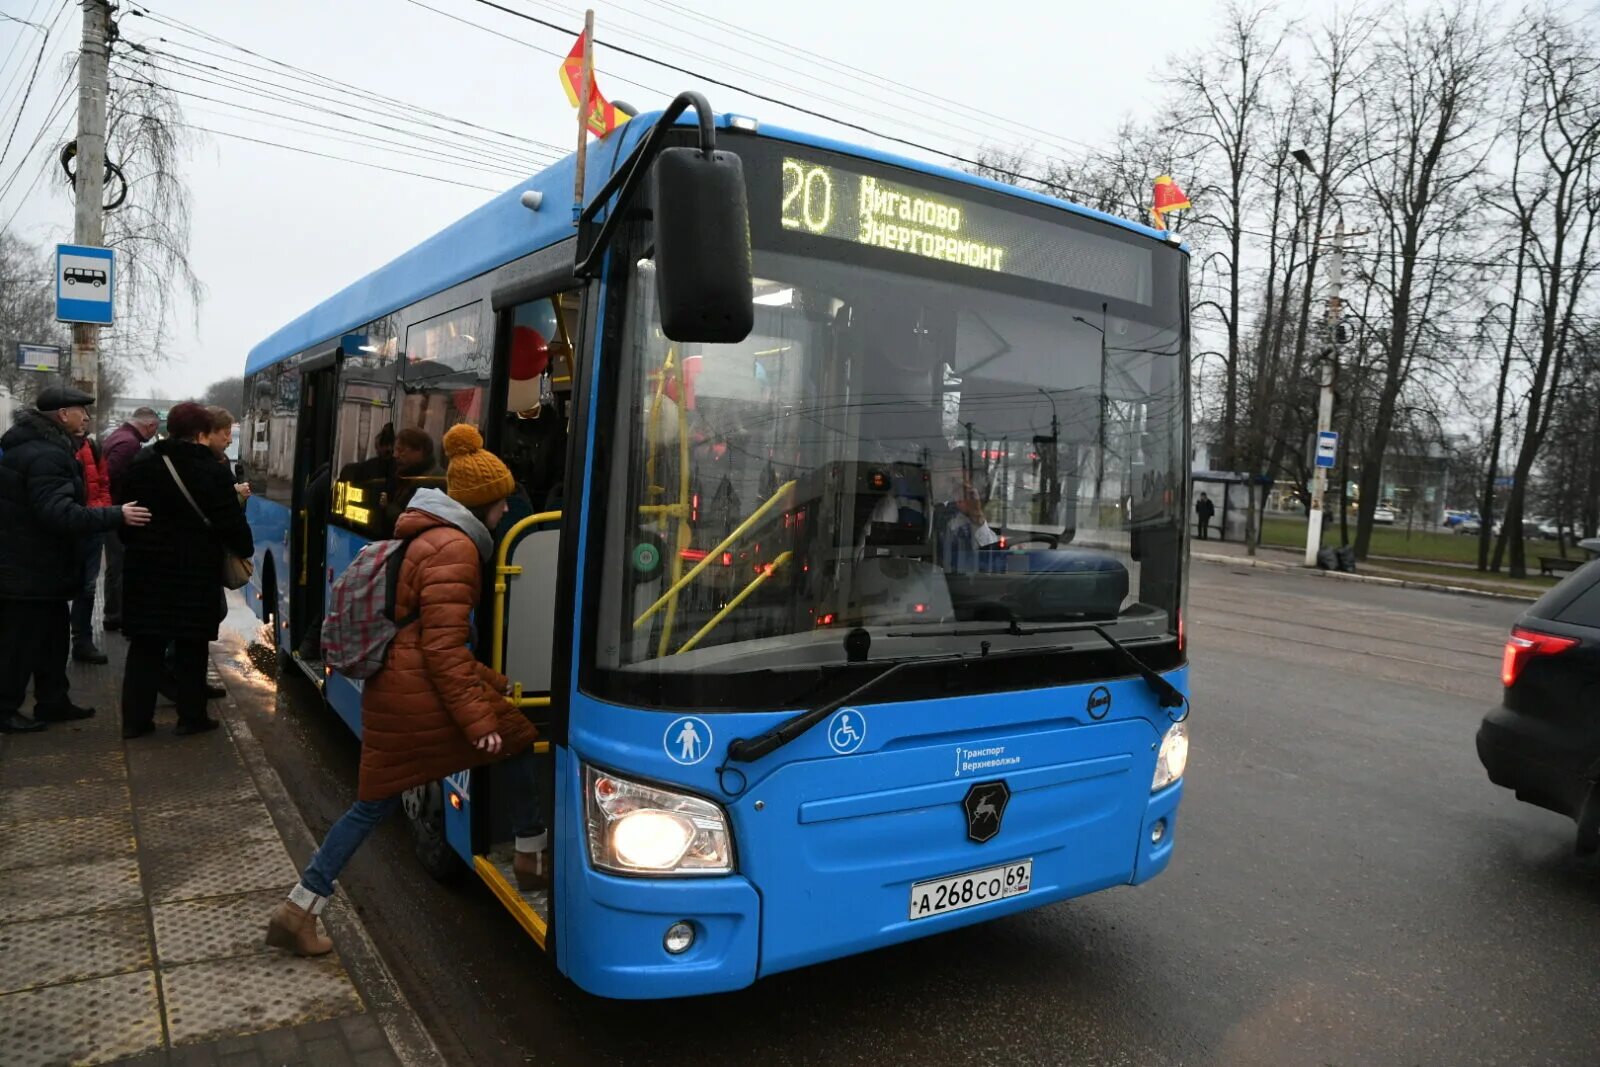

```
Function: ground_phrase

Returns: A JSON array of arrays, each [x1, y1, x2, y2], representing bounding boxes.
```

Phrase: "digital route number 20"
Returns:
[[782, 159, 835, 234]]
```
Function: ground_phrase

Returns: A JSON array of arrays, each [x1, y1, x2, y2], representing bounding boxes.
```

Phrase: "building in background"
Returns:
[[106, 396, 174, 434]]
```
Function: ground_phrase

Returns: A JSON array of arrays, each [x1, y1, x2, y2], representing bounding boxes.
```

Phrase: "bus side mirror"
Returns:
[[653, 146, 753, 344]]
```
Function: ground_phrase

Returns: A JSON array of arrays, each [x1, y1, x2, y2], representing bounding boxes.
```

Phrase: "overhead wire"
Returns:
[[0, 0, 68, 168], [133, 41, 564, 166], [125, 4, 569, 157], [106, 72, 531, 182], [116, 110, 504, 192], [116, 52, 557, 174], [0, 0, 62, 118], [505, 0, 1100, 181], [0, 56, 76, 229]]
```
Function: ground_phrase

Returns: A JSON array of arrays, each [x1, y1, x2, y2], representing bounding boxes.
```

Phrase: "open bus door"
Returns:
[[462, 284, 584, 948], [289, 358, 338, 665]]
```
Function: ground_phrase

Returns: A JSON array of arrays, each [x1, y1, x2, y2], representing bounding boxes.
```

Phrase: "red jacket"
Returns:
[[75, 437, 112, 508]]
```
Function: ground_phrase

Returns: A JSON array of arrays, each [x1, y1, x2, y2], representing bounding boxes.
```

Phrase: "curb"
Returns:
[[213, 652, 447, 1067], [1194, 551, 1540, 603]]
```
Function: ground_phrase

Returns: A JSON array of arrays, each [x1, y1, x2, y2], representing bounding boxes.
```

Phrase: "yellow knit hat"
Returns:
[[442, 423, 514, 508]]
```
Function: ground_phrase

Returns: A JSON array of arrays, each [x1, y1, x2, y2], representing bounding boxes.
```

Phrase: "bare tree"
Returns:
[[1350, 2, 1496, 559], [1490, 8, 1600, 577], [1163, 2, 1289, 472]]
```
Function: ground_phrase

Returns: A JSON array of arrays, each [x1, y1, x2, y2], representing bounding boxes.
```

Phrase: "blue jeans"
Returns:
[[300, 750, 545, 897], [70, 533, 104, 646]]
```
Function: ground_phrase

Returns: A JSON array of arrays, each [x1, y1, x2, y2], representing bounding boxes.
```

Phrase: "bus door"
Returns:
[[474, 283, 585, 936], [289, 359, 338, 660]]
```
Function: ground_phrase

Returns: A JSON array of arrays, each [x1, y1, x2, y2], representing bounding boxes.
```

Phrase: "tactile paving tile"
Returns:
[[144, 835, 297, 904], [132, 770, 259, 814], [139, 798, 280, 854], [0, 968, 163, 1067], [0, 779, 130, 824], [0, 748, 124, 788], [0, 907, 152, 994], [0, 811, 135, 871], [7, 718, 126, 756], [124, 732, 244, 780], [152, 889, 286, 966], [0, 856, 144, 924], [163, 952, 363, 1046]]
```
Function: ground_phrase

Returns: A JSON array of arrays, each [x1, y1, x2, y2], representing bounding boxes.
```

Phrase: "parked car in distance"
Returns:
[[1372, 505, 1396, 525], [1476, 558, 1600, 854]]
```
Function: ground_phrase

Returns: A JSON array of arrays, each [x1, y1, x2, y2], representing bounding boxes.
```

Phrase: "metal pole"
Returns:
[[571, 9, 594, 226], [70, 0, 111, 397], [1304, 219, 1343, 567]]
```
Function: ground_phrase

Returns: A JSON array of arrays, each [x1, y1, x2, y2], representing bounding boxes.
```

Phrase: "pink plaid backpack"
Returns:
[[321, 536, 420, 679]]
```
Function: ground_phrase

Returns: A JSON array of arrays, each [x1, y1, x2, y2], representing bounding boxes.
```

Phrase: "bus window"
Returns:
[[263, 365, 299, 507], [330, 340, 400, 539], [402, 304, 488, 455], [499, 294, 577, 513]]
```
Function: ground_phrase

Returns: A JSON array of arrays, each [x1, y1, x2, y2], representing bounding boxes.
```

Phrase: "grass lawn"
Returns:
[[1261, 515, 1498, 565], [1360, 559, 1560, 594]]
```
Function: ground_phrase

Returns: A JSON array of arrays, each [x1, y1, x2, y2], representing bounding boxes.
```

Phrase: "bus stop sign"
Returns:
[[55, 243, 114, 325], [1315, 430, 1338, 469]]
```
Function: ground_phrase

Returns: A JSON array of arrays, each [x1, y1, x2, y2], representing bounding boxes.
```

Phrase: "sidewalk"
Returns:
[[0, 629, 435, 1067]]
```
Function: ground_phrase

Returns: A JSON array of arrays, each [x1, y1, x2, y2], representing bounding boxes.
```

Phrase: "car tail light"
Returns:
[[1501, 626, 1578, 687]]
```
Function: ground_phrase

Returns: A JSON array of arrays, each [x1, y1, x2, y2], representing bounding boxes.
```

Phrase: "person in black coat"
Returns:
[[0, 386, 151, 733], [118, 401, 254, 738]]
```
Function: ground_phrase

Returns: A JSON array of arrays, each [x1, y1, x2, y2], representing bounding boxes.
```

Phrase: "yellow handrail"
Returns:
[[675, 551, 792, 654], [491, 510, 563, 680], [633, 479, 797, 631], [656, 355, 695, 656]]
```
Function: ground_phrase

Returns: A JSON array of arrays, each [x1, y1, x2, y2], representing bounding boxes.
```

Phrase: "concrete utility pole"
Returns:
[[69, 0, 111, 396], [1304, 220, 1342, 567]]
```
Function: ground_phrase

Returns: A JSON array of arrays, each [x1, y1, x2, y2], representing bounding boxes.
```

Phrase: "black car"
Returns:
[[1477, 558, 1600, 853]]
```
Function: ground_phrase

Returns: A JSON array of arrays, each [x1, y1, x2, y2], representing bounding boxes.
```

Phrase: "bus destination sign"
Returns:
[[779, 155, 1155, 304]]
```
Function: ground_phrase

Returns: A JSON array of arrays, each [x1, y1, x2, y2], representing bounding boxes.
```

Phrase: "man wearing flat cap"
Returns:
[[0, 386, 151, 733]]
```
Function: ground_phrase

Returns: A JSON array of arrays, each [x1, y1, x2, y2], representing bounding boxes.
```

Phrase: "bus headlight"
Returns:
[[1152, 722, 1189, 791], [584, 765, 733, 875]]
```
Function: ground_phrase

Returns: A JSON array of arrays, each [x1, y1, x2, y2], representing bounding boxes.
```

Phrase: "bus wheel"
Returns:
[[402, 782, 462, 882]]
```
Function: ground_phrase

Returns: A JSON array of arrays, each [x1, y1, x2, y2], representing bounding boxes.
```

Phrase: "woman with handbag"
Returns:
[[118, 401, 254, 738]]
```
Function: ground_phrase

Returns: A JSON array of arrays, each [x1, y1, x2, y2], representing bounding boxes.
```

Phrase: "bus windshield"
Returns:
[[593, 167, 1186, 709]]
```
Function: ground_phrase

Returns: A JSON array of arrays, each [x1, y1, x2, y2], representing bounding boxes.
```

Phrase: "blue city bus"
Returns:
[[239, 95, 1191, 999]]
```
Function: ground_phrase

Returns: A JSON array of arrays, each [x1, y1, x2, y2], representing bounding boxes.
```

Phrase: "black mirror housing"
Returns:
[[652, 146, 753, 344]]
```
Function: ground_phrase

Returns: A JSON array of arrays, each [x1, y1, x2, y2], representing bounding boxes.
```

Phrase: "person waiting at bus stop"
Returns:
[[0, 386, 151, 733], [266, 424, 548, 958], [118, 402, 254, 738]]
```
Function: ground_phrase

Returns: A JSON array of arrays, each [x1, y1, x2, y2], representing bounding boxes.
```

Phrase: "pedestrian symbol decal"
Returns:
[[664, 716, 712, 766], [828, 708, 866, 754]]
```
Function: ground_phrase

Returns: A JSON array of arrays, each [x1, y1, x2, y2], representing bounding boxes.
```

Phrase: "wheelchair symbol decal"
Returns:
[[827, 708, 867, 755]]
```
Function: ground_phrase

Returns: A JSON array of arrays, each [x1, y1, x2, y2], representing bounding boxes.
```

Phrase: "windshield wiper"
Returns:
[[886, 618, 1185, 710], [726, 628, 963, 764]]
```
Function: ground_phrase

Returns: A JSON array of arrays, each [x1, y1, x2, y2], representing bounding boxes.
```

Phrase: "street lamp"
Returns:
[[1072, 304, 1109, 505], [1035, 387, 1060, 521], [1290, 149, 1344, 568]]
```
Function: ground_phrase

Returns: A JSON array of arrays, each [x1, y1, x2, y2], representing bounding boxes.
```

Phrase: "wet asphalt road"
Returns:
[[218, 563, 1600, 1066]]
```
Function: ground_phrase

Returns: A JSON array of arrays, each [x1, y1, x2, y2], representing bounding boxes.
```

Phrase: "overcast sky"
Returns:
[[2, 0, 1333, 398]]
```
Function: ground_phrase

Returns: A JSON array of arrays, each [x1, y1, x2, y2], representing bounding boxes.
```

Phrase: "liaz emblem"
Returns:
[[962, 781, 1010, 843]]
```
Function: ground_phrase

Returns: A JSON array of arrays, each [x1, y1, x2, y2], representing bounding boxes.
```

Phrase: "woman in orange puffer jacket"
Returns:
[[265, 425, 547, 957]]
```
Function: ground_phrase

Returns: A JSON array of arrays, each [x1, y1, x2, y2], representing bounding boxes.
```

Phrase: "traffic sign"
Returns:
[[1314, 430, 1338, 469], [55, 243, 114, 325], [16, 343, 62, 372]]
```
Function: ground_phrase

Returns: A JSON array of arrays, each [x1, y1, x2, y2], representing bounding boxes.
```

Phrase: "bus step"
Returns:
[[473, 851, 550, 940], [288, 652, 327, 689]]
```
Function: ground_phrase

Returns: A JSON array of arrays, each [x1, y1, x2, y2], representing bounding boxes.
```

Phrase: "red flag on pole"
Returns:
[[1151, 175, 1191, 230], [559, 30, 629, 139]]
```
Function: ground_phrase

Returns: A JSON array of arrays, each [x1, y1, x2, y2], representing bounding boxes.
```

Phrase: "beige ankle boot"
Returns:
[[265, 887, 334, 957]]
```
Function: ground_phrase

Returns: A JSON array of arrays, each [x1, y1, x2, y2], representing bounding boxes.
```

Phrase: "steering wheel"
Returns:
[[1002, 533, 1059, 549]]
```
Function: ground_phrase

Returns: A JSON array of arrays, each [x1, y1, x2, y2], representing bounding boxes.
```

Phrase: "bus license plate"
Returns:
[[909, 859, 1032, 920]]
